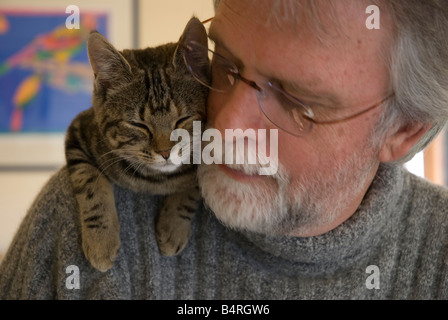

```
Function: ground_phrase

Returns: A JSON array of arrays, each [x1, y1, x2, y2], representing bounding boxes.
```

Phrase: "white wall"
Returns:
[[139, 0, 214, 47], [0, 171, 55, 254]]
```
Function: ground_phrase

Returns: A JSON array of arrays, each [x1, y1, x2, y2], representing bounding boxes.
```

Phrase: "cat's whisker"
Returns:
[[95, 154, 144, 191], [96, 149, 143, 170], [97, 148, 132, 162], [122, 159, 145, 182], [95, 157, 127, 188], [97, 155, 124, 171], [122, 160, 138, 175]]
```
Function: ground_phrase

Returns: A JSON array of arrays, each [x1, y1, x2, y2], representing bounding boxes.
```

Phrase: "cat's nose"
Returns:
[[159, 150, 171, 160]]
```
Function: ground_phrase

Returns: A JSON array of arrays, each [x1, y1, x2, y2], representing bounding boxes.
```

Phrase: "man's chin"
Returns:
[[197, 163, 287, 234]]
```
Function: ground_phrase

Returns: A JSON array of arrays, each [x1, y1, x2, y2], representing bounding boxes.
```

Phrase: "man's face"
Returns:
[[198, 0, 392, 236]]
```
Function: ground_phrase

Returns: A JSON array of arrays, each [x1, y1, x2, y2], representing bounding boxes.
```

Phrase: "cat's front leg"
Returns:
[[155, 185, 200, 256], [69, 164, 120, 272]]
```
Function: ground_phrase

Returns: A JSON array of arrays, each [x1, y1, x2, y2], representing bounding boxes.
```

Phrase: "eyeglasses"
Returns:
[[181, 39, 394, 137]]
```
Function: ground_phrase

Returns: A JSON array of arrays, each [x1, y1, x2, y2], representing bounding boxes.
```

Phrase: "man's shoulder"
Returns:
[[0, 166, 81, 299], [407, 172, 448, 217], [21, 166, 78, 227], [397, 172, 448, 298], [402, 172, 448, 241], [401, 171, 448, 254], [35, 166, 74, 204]]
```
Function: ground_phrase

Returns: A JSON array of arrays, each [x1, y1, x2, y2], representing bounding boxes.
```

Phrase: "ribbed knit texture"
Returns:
[[1, 163, 448, 299]]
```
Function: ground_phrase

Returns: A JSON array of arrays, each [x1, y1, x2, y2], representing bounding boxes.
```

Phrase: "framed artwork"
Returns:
[[0, 0, 136, 169]]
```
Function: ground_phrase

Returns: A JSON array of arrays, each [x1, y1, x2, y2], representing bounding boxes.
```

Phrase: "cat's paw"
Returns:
[[82, 227, 121, 272], [155, 214, 192, 256]]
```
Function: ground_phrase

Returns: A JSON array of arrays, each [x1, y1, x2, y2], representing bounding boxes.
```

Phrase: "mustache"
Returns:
[[201, 130, 279, 176], [200, 144, 289, 187]]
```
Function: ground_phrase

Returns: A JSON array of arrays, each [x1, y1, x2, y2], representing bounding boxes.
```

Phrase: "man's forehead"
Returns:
[[215, 0, 382, 42]]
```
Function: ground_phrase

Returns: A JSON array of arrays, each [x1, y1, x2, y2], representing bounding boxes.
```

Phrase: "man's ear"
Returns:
[[378, 122, 432, 162]]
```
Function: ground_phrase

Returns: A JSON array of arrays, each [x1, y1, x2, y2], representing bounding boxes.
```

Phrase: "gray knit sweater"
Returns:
[[1, 163, 448, 299]]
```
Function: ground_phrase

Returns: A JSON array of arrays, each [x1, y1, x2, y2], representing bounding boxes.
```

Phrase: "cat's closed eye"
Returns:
[[129, 121, 153, 138], [175, 116, 192, 129]]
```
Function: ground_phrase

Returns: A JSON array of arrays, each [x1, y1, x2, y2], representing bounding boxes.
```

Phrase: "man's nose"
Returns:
[[208, 81, 267, 135]]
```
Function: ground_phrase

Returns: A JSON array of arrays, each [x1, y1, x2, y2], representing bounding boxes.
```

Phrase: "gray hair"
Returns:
[[213, 0, 448, 163], [383, 0, 448, 163]]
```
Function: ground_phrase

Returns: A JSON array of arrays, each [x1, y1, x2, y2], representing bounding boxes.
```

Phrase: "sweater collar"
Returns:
[[234, 163, 406, 276]]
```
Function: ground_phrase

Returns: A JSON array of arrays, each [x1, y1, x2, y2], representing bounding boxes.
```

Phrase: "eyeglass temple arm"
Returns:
[[305, 93, 394, 125], [202, 17, 214, 24]]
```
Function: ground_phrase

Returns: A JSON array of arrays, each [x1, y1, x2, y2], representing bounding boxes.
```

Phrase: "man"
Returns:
[[1, 0, 448, 299]]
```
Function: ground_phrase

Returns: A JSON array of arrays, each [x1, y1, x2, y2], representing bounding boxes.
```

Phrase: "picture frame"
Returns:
[[0, 0, 136, 170]]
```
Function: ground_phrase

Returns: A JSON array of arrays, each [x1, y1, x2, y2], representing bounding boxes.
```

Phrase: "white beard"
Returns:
[[197, 141, 378, 236]]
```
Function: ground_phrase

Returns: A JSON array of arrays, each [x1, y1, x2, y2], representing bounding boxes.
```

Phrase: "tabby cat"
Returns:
[[65, 17, 209, 272]]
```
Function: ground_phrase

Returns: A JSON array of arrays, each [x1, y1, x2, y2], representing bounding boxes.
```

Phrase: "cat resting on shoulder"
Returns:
[[65, 17, 209, 272]]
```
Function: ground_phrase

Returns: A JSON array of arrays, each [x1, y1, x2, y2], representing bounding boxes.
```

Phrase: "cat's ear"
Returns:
[[173, 16, 209, 70], [87, 31, 132, 93]]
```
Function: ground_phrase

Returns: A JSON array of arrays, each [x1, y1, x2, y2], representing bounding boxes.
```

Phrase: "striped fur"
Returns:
[[65, 18, 209, 272]]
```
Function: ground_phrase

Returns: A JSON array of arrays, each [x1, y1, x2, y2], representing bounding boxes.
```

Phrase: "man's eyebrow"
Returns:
[[281, 80, 342, 107]]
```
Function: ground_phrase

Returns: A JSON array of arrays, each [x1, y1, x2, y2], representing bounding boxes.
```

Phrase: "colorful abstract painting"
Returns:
[[0, 9, 107, 133]]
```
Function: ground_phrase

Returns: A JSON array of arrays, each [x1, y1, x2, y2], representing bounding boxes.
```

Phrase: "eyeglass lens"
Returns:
[[183, 41, 314, 136]]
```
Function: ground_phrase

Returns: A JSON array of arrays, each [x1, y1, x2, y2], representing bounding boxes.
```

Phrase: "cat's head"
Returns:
[[87, 17, 209, 174]]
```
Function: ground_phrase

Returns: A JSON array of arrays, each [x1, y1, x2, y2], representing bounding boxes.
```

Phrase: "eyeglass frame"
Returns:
[[178, 18, 395, 137]]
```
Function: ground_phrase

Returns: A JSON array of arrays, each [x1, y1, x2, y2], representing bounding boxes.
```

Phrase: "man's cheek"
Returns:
[[206, 91, 222, 124]]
